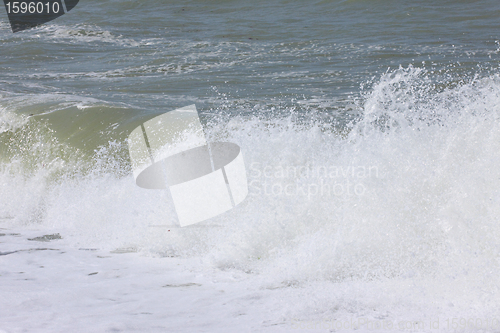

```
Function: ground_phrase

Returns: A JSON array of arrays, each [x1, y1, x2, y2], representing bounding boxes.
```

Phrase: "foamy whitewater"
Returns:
[[2, 1, 500, 332]]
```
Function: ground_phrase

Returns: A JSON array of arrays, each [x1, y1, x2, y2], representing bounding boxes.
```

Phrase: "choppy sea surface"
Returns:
[[2, 1, 500, 332]]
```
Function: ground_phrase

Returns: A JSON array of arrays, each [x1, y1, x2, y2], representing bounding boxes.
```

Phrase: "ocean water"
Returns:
[[2, 1, 500, 332]]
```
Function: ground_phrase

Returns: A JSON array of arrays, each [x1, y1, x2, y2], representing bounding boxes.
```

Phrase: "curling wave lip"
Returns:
[[127, 105, 248, 227]]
